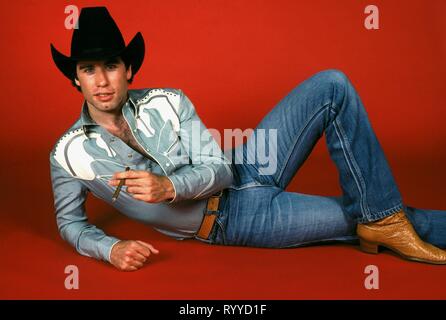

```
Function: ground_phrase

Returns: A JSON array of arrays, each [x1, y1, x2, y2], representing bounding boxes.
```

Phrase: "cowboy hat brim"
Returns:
[[50, 32, 145, 80]]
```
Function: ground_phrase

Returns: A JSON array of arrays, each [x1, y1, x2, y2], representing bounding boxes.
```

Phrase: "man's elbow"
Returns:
[[57, 219, 85, 249]]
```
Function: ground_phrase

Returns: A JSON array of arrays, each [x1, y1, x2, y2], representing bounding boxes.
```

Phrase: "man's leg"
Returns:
[[223, 190, 446, 249], [404, 205, 446, 249], [234, 68, 402, 222], [231, 69, 446, 263]]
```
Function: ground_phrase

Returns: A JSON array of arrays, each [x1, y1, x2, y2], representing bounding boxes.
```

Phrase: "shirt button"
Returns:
[[166, 163, 170, 167], [110, 137, 115, 142], [128, 153, 133, 158]]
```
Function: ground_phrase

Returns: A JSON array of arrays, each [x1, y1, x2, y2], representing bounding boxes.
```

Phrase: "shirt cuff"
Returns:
[[165, 175, 178, 203]]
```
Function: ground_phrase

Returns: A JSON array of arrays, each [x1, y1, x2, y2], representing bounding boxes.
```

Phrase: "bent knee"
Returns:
[[315, 68, 349, 86]]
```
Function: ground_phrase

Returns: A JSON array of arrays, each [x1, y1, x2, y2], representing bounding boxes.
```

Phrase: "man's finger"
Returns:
[[125, 265, 138, 272], [136, 240, 160, 254], [129, 259, 144, 269], [123, 256, 144, 269], [133, 244, 152, 258], [109, 178, 152, 188], [112, 170, 138, 180], [125, 178, 153, 187], [113, 170, 152, 180], [126, 186, 147, 195], [129, 250, 147, 263]]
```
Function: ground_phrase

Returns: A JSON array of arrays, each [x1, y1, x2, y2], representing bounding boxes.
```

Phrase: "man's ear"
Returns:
[[126, 65, 132, 81], [74, 64, 81, 86]]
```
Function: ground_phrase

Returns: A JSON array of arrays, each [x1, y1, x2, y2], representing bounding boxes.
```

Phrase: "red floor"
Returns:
[[1, 142, 445, 300]]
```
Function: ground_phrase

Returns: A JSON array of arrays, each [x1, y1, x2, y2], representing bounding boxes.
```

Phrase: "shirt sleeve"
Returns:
[[166, 89, 234, 203], [49, 152, 120, 262]]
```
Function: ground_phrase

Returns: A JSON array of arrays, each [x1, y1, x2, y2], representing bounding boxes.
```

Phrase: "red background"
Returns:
[[1, 0, 445, 299]]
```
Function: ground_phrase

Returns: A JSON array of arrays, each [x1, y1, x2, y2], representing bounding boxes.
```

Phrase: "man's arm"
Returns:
[[49, 154, 158, 271], [166, 90, 234, 203], [49, 154, 120, 261]]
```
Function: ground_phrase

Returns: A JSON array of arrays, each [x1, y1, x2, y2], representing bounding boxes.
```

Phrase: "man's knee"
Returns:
[[287, 68, 351, 113], [314, 68, 349, 87], [312, 69, 353, 111]]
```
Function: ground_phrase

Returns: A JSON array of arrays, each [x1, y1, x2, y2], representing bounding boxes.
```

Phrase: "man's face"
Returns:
[[75, 57, 132, 113]]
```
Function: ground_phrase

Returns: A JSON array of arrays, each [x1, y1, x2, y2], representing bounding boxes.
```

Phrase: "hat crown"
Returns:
[[71, 7, 125, 58]]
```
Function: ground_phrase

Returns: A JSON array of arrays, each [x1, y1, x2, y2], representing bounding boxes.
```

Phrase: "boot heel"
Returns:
[[359, 239, 379, 254]]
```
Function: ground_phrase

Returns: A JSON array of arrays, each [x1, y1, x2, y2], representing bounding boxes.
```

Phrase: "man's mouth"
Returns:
[[94, 92, 114, 102]]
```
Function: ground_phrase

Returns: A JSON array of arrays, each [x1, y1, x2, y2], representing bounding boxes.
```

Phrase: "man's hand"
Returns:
[[108, 170, 175, 203], [110, 240, 159, 271]]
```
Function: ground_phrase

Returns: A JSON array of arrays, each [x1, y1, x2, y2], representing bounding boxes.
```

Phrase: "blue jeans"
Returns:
[[196, 69, 446, 249]]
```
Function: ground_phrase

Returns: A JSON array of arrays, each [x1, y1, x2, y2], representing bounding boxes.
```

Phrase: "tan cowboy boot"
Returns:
[[356, 210, 446, 264]]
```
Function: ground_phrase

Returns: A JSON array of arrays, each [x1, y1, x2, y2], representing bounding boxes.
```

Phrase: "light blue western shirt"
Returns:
[[49, 88, 234, 262]]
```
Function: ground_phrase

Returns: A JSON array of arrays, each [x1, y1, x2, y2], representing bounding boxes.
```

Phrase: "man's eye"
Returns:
[[83, 68, 94, 73], [106, 64, 117, 70]]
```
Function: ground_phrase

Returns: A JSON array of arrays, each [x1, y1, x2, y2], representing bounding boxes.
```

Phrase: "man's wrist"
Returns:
[[162, 176, 176, 202], [108, 239, 122, 263]]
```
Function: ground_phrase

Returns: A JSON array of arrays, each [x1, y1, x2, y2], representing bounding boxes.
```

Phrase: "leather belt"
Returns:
[[196, 190, 224, 240]]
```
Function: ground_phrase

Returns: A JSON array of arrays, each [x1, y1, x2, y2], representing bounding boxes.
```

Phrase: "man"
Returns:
[[50, 7, 446, 272]]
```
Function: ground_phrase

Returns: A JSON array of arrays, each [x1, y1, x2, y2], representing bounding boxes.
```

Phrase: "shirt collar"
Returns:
[[80, 101, 97, 137], [127, 90, 139, 113]]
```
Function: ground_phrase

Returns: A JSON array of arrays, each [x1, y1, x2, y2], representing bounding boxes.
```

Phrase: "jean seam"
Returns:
[[275, 101, 332, 187], [330, 109, 371, 220], [330, 76, 373, 220], [279, 235, 359, 249]]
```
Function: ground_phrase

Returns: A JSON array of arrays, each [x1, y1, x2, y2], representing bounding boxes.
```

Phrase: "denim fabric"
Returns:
[[196, 69, 446, 249]]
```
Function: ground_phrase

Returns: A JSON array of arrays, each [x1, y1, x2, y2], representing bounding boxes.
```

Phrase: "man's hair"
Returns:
[[71, 55, 134, 92]]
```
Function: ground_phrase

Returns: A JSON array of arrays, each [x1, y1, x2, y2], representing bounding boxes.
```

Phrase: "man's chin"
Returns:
[[100, 103, 120, 112]]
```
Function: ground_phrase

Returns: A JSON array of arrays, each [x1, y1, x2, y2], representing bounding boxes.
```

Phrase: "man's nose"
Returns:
[[95, 68, 109, 87]]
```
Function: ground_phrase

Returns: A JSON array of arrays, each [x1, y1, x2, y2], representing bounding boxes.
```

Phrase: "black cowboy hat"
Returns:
[[50, 6, 145, 80]]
